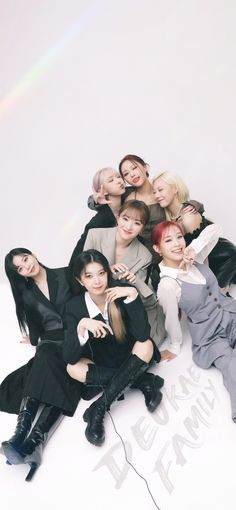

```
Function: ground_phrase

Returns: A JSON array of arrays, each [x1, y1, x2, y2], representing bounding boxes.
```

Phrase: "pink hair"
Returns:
[[92, 167, 116, 193], [151, 221, 183, 245]]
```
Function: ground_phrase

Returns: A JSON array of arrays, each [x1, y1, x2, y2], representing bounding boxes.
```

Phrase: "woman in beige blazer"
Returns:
[[83, 200, 166, 345]]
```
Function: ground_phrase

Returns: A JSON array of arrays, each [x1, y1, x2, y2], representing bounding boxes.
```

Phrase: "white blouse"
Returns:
[[157, 224, 222, 355]]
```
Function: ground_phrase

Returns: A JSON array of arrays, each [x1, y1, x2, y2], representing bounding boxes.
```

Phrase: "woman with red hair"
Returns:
[[152, 221, 236, 422]]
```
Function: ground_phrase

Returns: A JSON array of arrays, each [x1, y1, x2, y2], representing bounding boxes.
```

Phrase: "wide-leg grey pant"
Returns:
[[213, 315, 236, 421]]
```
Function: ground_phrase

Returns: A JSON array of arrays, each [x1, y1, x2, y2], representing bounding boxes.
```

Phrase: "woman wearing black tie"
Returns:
[[63, 249, 164, 447]]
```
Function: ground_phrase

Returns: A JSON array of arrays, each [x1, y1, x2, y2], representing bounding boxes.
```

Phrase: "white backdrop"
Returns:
[[0, 1, 236, 509], [0, 0, 235, 282]]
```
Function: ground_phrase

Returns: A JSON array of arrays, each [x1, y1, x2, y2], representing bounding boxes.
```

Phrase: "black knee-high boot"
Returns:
[[131, 372, 164, 412], [2, 404, 63, 481], [82, 365, 116, 400], [83, 366, 163, 407], [1, 397, 39, 458], [22, 405, 63, 481], [83, 354, 149, 446]]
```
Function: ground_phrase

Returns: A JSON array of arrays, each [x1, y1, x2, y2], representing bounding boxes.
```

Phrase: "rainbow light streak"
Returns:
[[0, 3, 98, 116], [62, 209, 84, 235]]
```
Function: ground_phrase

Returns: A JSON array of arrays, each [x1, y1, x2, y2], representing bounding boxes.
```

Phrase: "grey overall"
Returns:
[[179, 262, 236, 421]]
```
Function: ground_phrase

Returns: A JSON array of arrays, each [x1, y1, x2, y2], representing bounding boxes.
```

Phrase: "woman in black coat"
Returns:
[[69, 167, 126, 269], [63, 249, 164, 447], [0, 248, 81, 480]]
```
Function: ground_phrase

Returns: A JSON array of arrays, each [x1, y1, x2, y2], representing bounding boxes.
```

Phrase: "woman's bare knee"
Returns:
[[132, 339, 153, 363], [66, 359, 91, 383]]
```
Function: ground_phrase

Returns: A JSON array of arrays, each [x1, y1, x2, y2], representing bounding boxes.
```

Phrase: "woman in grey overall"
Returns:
[[152, 221, 236, 422]]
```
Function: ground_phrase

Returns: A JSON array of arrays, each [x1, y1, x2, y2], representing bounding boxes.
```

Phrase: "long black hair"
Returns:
[[5, 248, 36, 334], [72, 249, 126, 342]]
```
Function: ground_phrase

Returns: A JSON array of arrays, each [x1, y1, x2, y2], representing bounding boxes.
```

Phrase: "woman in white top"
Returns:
[[152, 220, 236, 422]]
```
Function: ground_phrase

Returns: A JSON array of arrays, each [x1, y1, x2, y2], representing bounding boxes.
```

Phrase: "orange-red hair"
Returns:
[[152, 221, 183, 245]]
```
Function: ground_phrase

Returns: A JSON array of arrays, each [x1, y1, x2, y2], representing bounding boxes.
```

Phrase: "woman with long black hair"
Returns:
[[63, 249, 164, 447], [0, 248, 81, 480]]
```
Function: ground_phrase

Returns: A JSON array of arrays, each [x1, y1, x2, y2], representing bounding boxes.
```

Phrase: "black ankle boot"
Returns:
[[132, 372, 163, 412], [1, 397, 39, 461], [83, 354, 149, 446], [82, 365, 116, 400]]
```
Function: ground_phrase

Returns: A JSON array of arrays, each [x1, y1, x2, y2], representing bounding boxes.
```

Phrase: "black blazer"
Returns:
[[22, 267, 72, 345], [62, 283, 159, 368]]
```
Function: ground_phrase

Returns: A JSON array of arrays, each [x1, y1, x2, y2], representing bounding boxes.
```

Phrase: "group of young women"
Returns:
[[1, 154, 236, 482]]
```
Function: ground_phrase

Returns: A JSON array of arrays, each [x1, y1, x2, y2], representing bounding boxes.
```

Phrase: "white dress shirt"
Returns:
[[157, 224, 222, 355]]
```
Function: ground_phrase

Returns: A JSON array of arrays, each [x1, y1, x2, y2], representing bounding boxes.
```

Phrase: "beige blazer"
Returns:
[[84, 227, 153, 298]]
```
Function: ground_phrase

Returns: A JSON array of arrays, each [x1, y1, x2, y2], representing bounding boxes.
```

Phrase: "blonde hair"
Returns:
[[152, 171, 190, 204], [108, 301, 126, 343]]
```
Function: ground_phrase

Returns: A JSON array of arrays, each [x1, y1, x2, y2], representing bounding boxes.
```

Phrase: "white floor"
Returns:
[[0, 283, 236, 510]]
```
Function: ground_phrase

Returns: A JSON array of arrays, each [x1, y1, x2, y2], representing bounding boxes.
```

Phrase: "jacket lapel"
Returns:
[[46, 268, 59, 304], [100, 227, 117, 264], [31, 268, 58, 313], [121, 238, 142, 271]]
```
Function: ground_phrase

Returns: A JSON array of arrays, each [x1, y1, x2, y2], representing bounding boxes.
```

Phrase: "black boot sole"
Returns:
[[146, 389, 163, 413]]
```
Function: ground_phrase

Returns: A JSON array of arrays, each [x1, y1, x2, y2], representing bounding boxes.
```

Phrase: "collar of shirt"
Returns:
[[85, 292, 109, 323], [159, 261, 206, 285], [159, 261, 181, 279]]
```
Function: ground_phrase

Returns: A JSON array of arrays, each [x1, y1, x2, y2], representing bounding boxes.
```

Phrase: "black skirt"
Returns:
[[81, 335, 160, 369], [0, 335, 82, 416]]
